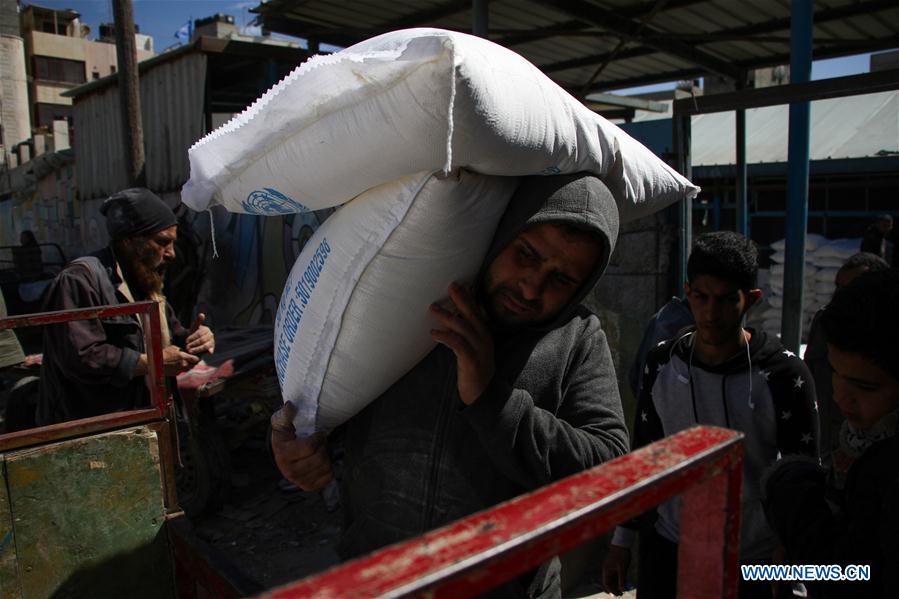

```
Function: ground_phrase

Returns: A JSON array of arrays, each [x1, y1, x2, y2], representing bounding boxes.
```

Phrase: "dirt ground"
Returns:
[[190, 448, 344, 589], [185, 371, 344, 590]]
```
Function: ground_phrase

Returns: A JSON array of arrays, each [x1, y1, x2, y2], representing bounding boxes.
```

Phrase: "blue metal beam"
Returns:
[[675, 113, 693, 296], [691, 155, 899, 179], [735, 104, 748, 235], [782, 0, 813, 352]]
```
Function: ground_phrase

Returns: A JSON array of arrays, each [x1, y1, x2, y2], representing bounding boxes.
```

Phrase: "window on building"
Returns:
[[33, 56, 86, 84], [39, 20, 69, 35], [35, 103, 74, 129], [92, 71, 100, 80]]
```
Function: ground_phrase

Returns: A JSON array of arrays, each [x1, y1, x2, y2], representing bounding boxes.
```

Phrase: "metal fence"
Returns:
[[261, 425, 744, 599]]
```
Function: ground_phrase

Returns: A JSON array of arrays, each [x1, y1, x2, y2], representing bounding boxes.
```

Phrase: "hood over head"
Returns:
[[478, 173, 619, 332]]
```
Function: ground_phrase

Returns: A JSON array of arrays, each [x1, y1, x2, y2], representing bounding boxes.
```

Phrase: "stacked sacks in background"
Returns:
[[754, 235, 861, 342], [181, 28, 700, 436]]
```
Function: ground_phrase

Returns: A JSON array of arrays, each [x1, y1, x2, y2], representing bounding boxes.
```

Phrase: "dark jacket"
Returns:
[[338, 174, 629, 597], [37, 247, 186, 425], [764, 427, 899, 599], [627, 296, 693, 398], [621, 328, 819, 561]]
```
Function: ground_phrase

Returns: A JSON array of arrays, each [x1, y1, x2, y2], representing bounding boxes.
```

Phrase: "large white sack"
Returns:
[[770, 234, 828, 252], [182, 28, 697, 223], [769, 250, 817, 265], [815, 267, 839, 282], [811, 256, 845, 269], [814, 279, 836, 295], [816, 238, 862, 260], [275, 170, 517, 435], [769, 263, 818, 280]]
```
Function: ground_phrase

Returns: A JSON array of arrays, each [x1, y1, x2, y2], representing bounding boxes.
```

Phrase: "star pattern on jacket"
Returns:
[[794, 376, 804, 389], [781, 411, 792, 420], [783, 349, 796, 358], [760, 369, 770, 380], [801, 432, 813, 444], [641, 411, 648, 422]]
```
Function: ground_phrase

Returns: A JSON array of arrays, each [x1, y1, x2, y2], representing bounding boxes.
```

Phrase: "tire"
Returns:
[[174, 420, 232, 517]]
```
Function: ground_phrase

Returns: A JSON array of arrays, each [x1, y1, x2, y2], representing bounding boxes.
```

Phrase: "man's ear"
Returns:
[[746, 288, 763, 306]]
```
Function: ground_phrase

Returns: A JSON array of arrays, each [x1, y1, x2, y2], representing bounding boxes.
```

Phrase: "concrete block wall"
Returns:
[[583, 208, 678, 428]]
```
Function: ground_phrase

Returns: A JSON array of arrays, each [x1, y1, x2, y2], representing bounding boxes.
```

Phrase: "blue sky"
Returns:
[[24, 0, 890, 90], [27, 1, 267, 51]]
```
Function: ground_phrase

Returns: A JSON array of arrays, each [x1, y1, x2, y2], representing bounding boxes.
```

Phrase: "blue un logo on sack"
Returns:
[[243, 188, 308, 214]]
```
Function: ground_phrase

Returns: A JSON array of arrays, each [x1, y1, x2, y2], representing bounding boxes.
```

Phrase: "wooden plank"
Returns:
[[0, 454, 22, 599], [5, 427, 173, 598], [0, 409, 163, 453]]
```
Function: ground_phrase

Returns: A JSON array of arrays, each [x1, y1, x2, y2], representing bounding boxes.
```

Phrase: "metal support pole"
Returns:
[[735, 83, 748, 236], [782, 0, 813, 353], [473, 0, 488, 38], [674, 113, 693, 295], [678, 442, 743, 599], [112, 0, 145, 187]]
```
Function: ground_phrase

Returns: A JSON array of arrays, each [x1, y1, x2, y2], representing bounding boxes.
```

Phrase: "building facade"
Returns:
[[19, 4, 154, 139]]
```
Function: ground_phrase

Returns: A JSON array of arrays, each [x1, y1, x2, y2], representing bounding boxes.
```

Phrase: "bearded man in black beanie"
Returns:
[[37, 188, 215, 425]]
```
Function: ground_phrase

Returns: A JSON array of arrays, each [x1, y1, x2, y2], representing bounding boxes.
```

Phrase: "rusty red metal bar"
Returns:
[[262, 425, 744, 599], [0, 301, 156, 329], [0, 300, 170, 445]]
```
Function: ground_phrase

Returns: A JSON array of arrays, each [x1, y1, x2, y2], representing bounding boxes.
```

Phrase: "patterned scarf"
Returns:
[[831, 409, 898, 489]]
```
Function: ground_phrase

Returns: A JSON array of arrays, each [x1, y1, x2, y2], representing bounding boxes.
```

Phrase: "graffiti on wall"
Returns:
[[188, 205, 332, 329], [0, 162, 80, 257]]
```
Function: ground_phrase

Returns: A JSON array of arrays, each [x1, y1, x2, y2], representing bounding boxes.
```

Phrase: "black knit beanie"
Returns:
[[100, 188, 177, 240]]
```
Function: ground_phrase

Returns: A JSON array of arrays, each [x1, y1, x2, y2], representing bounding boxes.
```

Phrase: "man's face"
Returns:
[[482, 223, 603, 329], [119, 225, 177, 294], [685, 274, 759, 348], [877, 218, 893, 235], [828, 344, 899, 431], [142, 225, 177, 270]]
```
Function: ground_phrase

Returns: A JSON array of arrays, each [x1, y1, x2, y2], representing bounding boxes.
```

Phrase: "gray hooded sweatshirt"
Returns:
[[338, 172, 629, 597]]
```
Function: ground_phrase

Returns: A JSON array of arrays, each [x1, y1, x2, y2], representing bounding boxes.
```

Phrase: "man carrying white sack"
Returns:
[[271, 173, 629, 597]]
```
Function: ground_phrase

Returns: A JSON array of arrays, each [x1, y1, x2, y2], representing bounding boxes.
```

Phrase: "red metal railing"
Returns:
[[262, 425, 744, 599], [0, 301, 168, 452]]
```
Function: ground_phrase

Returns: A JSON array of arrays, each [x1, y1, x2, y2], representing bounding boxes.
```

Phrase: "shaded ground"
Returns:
[[187, 371, 343, 590], [185, 368, 631, 595]]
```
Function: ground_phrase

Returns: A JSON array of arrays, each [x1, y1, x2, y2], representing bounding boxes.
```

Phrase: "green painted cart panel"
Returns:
[[3, 427, 173, 599], [0, 459, 22, 599]]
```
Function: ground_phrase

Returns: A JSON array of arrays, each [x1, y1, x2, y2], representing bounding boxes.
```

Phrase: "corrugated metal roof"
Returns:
[[72, 53, 206, 199], [688, 90, 899, 165], [67, 37, 309, 200], [252, 0, 899, 94]]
